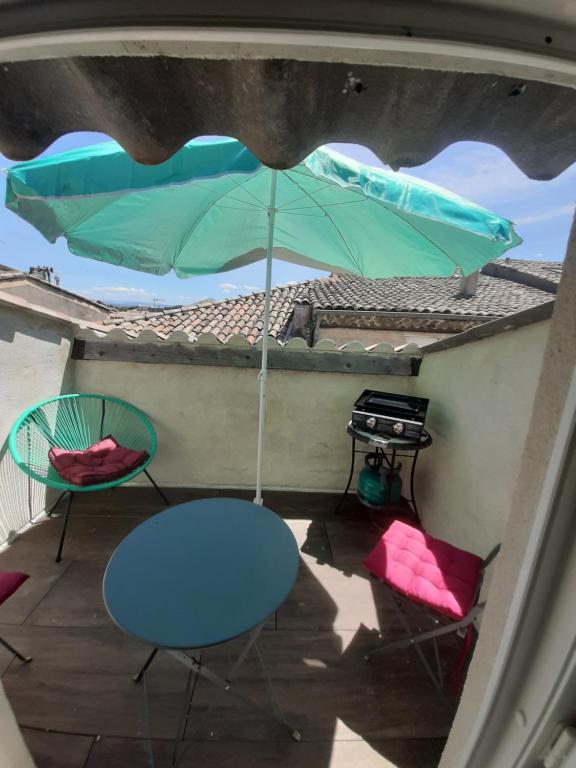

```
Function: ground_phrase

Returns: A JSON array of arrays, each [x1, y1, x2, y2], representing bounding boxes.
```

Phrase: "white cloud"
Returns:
[[219, 282, 239, 294], [515, 204, 575, 226], [87, 286, 155, 297], [242, 284, 262, 292], [409, 145, 576, 207]]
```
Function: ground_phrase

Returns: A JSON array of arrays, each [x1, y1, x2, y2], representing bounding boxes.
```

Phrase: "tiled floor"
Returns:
[[0, 488, 460, 767]]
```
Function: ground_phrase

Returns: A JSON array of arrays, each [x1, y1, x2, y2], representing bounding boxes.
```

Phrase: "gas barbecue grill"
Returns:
[[351, 390, 429, 441]]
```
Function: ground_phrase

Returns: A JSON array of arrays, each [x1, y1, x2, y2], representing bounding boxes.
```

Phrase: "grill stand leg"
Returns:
[[409, 449, 420, 524], [335, 438, 356, 514]]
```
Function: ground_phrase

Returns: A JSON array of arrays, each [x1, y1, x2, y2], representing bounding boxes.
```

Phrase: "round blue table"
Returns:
[[103, 498, 301, 760]]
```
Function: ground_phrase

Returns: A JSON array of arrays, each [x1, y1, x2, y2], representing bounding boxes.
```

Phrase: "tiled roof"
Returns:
[[107, 282, 312, 343], [107, 259, 560, 342], [306, 271, 554, 317], [497, 259, 563, 284]]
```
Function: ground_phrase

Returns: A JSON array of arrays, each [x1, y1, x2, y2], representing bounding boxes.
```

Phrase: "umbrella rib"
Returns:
[[284, 172, 364, 275], [172, 169, 268, 270], [382, 205, 462, 271], [289, 165, 511, 243], [227, 168, 270, 209], [277, 181, 336, 210], [281, 200, 367, 212], [288, 167, 466, 270], [215, 203, 266, 211]]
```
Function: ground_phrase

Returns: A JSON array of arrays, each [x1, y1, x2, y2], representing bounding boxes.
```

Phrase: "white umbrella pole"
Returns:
[[254, 169, 278, 505]]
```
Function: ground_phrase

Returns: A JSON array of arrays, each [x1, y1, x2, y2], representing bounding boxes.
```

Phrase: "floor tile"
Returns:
[[1, 488, 459, 768], [22, 728, 94, 768], [25, 560, 112, 628], [2, 626, 192, 739], [181, 628, 458, 742], [277, 559, 387, 631], [85, 735, 442, 768], [0, 546, 71, 625]]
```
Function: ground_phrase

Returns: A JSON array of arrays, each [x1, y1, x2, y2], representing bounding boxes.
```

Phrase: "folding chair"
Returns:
[[362, 519, 499, 693], [0, 572, 32, 663]]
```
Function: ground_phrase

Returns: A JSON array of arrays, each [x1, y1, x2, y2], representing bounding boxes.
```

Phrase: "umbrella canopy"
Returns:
[[5, 137, 521, 503], [6, 137, 521, 279]]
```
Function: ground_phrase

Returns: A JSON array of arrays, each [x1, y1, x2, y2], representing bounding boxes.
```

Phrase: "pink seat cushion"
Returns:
[[0, 571, 29, 606], [48, 435, 149, 487], [363, 520, 483, 621]]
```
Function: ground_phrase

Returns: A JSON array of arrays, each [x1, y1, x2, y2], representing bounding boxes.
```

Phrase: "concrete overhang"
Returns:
[[0, 2, 574, 177]]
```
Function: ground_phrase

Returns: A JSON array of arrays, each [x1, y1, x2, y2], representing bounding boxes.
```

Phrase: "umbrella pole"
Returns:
[[254, 169, 278, 505]]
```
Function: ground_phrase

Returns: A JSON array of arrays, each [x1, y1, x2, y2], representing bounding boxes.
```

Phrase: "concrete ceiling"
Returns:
[[0, 2, 575, 177]]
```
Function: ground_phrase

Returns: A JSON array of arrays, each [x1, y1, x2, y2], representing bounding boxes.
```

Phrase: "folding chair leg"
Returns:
[[0, 635, 32, 663], [46, 490, 68, 518], [144, 470, 170, 506], [365, 597, 483, 693], [387, 596, 444, 694], [365, 592, 401, 660], [432, 637, 443, 689], [56, 492, 74, 563]]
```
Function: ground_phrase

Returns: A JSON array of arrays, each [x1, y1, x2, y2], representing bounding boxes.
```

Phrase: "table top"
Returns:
[[347, 422, 433, 451], [103, 498, 299, 649]]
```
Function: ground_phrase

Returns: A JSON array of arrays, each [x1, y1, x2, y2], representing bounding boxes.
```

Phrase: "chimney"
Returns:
[[29, 266, 60, 286], [459, 270, 479, 298]]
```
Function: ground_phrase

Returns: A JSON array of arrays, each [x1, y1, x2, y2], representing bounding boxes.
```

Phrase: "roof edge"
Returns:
[[421, 300, 554, 355]]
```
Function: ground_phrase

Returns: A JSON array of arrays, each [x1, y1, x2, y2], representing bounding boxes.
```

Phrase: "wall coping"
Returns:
[[420, 300, 555, 354], [72, 330, 422, 376]]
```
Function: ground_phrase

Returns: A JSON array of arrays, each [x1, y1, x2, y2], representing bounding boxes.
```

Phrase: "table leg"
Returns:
[[142, 670, 155, 768], [227, 623, 263, 681], [168, 647, 301, 742], [334, 438, 356, 514], [171, 666, 197, 767], [133, 647, 159, 683]]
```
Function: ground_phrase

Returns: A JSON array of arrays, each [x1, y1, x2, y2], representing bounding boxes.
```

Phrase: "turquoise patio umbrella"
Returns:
[[5, 137, 521, 502]]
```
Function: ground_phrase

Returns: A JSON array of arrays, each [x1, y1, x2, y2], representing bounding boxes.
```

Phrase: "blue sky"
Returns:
[[1, 133, 574, 306]]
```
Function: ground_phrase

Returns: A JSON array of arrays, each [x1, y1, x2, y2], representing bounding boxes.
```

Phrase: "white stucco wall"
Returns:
[[73, 359, 415, 492], [415, 319, 550, 556], [73, 318, 550, 558], [0, 302, 75, 542]]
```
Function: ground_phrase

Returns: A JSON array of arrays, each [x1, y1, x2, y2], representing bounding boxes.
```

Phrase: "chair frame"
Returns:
[[9, 393, 169, 562], [365, 542, 501, 693]]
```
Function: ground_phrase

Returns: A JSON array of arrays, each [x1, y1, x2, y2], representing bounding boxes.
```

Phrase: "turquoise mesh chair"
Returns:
[[9, 394, 168, 562]]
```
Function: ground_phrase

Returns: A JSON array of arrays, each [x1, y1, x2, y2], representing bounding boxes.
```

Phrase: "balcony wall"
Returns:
[[72, 317, 550, 556], [73, 342, 417, 493], [416, 319, 550, 555], [0, 285, 551, 558], [0, 300, 75, 542]]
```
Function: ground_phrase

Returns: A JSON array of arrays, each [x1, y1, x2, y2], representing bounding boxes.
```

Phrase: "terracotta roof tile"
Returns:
[[106, 259, 559, 342]]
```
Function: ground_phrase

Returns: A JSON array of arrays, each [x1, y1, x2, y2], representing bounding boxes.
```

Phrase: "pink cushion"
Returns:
[[363, 520, 483, 621], [48, 435, 149, 487], [0, 571, 29, 606]]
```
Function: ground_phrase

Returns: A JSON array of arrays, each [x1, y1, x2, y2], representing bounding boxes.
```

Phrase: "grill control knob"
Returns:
[[393, 422, 405, 435], [366, 417, 377, 429]]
